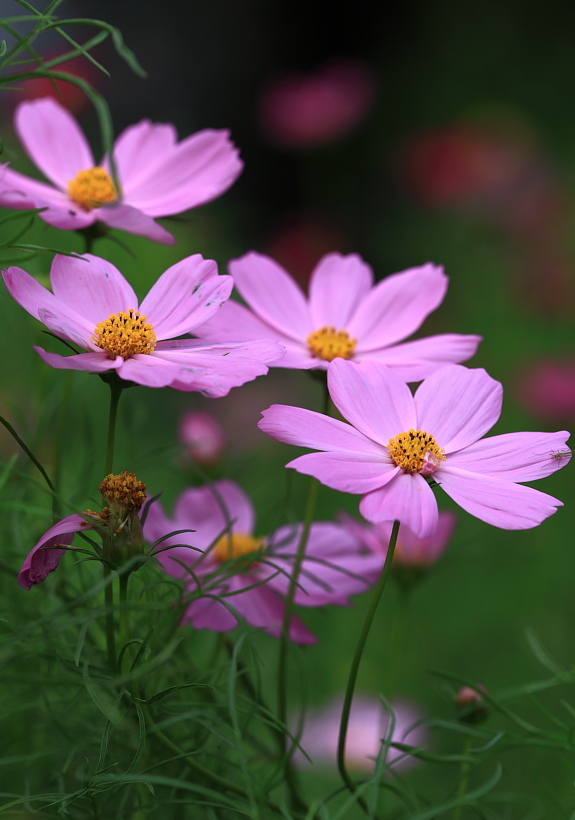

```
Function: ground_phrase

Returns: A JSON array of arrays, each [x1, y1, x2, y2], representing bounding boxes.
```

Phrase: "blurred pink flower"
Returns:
[[194, 251, 481, 381], [294, 696, 426, 773], [259, 360, 570, 537], [18, 514, 92, 590], [259, 61, 376, 148], [516, 358, 575, 421], [3, 253, 284, 396], [0, 98, 243, 244], [144, 480, 381, 643], [179, 410, 226, 466], [339, 510, 456, 570]]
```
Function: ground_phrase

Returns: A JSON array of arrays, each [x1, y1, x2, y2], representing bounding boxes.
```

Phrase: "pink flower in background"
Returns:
[[259, 360, 570, 537], [339, 510, 456, 570], [516, 358, 575, 421], [194, 251, 482, 381], [3, 253, 284, 396], [144, 480, 381, 643], [259, 60, 376, 148], [0, 98, 243, 244], [294, 696, 426, 773], [18, 514, 93, 590], [179, 410, 226, 466]]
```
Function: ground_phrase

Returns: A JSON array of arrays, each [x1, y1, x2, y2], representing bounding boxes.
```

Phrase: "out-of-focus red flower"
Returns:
[[179, 410, 226, 466], [10, 55, 100, 114], [258, 60, 376, 148], [516, 358, 575, 421]]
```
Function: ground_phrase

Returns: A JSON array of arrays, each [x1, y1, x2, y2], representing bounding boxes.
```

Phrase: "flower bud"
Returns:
[[179, 410, 226, 467], [455, 685, 490, 724], [92, 471, 147, 567]]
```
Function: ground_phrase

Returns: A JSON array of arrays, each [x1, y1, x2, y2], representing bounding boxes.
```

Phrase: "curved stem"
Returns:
[[337, 520, 400, 798], [105, 380, 123, 476]]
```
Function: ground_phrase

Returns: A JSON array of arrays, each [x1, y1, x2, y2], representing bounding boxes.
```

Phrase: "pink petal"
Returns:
[[15, 98, 94, 189], [287, 452, 399, 494], [34, 347, 118, 373], [259, 404, 387, 455], [18, 513, 92, 589], [355, 333, 482, 380], [173, 481, 255, 545], [104, 121, 178, 192], [229, 252, 311, 342], [446, 431, 572, 480], [437, 468, 563, 529], [50, 254, 138, 326], [308, 253, 373, 329], [415, 365, 503, 453], [394, 510, 457, 566], [328, 360, 417, 446], [139, 255, 232, 338], [117, 354, 187, 388], [0, 170, 95, 228], [359, 472, 439, 538], [97, 203, 175, 244], [37, 307, 97, 347], [122, 128, 243, 216], [347, 263, 447, 348]]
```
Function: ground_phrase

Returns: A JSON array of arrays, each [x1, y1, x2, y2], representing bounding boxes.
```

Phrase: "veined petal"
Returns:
[[415, 365, 503, 453], [445, 431, 572, 480], [359, 472, 439, 538], [140, 255, 232, 338], [14, 98, 94, 189], [259, 404, 388, 454], [18, 513, 93, 589], [229, 252, 311, 341], [97, 203, 175, 245], [355, 333, 482, 380], [104, 121, 178, 192], [309, 253, 373, 328], [328, 360, 417, 445], [437, 468, 563, 529], [50, 254, 138, 325], [347, 263, 447, 348], [286, 452, 399, 493], [34, 347, 118, 373]]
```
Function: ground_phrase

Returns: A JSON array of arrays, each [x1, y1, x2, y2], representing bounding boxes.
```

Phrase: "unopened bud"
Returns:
[[455, 685, 489, 724], [179, 410, 225, 467], [97, 471, 147, 566]]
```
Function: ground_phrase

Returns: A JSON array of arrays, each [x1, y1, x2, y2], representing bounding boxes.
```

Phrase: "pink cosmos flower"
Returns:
[[179, 410, 226, 466], [3, 253, 284, 396], [144, 480, 382, 643], [293, 696, 426, 773], [194, 251, 482, 381], [339, 510, 456, 570], [18, 514, 92, 590], [0, 97, 242, 244], [259, 360, 571, 538]]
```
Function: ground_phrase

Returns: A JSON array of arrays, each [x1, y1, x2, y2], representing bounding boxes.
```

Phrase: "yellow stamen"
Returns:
[[387, 429, 445, 475], [99, 472, 146, 514], [67, 166, 117, 210], [92, 309, 156, 359], [213, 532, 263, 563], [307, 325, 357, 362]]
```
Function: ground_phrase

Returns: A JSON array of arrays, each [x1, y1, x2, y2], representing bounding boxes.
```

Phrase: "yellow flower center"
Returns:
[[67, 166, 117, 210], [92, 309, 157, 359], [213, 533, 263, 563], [387, 429, 445, 475], [99, 471, 147, 514], [307, 326, 357, 362]]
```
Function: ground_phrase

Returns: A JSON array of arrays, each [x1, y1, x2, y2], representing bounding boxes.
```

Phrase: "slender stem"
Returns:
[[119, 571, 130, 662], [103, 565, 116, 672], [104, 380, 123, 476], [453, 734, 472, 820], [386, 585, 410, 699], [337, 520, 400, 797]]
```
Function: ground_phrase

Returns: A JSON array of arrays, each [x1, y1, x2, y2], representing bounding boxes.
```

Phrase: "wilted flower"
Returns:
[[144, 480, 381, 643], [195, 251, 481, 381], [516, 358, 575, 421], [0, 97, 242, 244], [179, 410, 226, 466], [3, 253, 284, 395], [294, 696, 426, 773], [259, 361, 570, 537]]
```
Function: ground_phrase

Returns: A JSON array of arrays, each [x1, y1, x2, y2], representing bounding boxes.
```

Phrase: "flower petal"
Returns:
[[445, 431, 572, 480], [437, 468, 563, 529], [15, 98, 94, 189], [97, 203, 175, 244], [0, 170, 95, 229], [415, 365, 503, 453], [359, 472, 439, 538], [229, 252, 311, 341], [173, 481, 255, 546], [308, 253, 373, 329], [347, 263, 447, 348], [287, 452, 399, 493], [104, 120, 179, 192], [50, 253, 139, 325], [328, 360, 417, 446], [117, 354, 187, 388], [139, 255, 233, 338], [34, 347, 118, 373], [355, 333, 482, 380], [18, 513, 92, 589]]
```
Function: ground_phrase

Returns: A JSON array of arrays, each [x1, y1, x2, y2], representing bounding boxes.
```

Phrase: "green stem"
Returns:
[[386, 585, 410, 699], [337, 520, 400, 798], [453, 734, 472, 820], [119, 571, 130, 663], [103, 565, 116, 672], [104, 380, 123, 476]]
